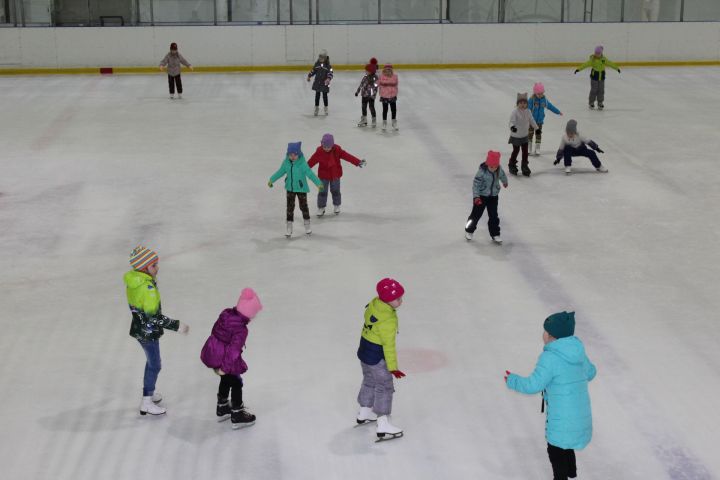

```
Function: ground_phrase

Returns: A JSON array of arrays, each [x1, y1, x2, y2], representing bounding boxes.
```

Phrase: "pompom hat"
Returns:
[[376, 278, 405, 303], [129, 246, 158, 271], [533, 82, 545, 95], [236, 288, 263, 319], [544, 311, 576, 339], [485, 150, 501, 168]]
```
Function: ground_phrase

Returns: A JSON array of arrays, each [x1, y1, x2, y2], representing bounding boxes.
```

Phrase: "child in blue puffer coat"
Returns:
[[505, 311, 596, 480], [528, 82, 562, 156]]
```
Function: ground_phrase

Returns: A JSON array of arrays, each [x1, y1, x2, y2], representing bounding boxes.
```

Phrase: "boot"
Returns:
[[598, 103, 604, 110], [357, 116, 367, 127], [521, 163, 531, 177], [356, 406, 378, 425], [169, 94, 175, 100], [304, 219, 312, 235], [177, 93, 182, 100], [376, 415, 403, 440], [392, 119, 398, 131], [333, 205, 340, 215], [492, 235, 503, 244], [589, 102, 595, 109], [596, 165, 608, 173], [317, 208, 325, 217], [231, 404, 256, 429], [465, 231, 473, 241], [139, 396, 166, 416], [217, 395, 231, 422], [314, 106, 319, 116], [151, 392, 163, 404], [533, 142, 541, 156], [286, 221, 293, 238], [371, 117, 377, 128], [382, 120, 387, 131], [324, 106, 328, 116], [508, 163, 518, 176], [565, 166, 572, 175]]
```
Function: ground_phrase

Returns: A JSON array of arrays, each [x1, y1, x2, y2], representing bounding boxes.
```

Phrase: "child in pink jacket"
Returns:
[[200, 288, 262, 429], [378, 63, 399, 131]]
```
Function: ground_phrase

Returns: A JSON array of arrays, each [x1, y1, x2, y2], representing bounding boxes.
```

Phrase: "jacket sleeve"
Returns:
[[159, 53, 170, 67], [509, 110, 517, 128], [307, 151, 319, 169], [355, 76, 366, 95], [304, 163, 323, 187], [307, 64, 316, 78], [178, 54, 191, 67], [605, 58, 620, 71], [584, 357, 597, 382], [339, 147, 362, 166], [558, 136, 567, 152], [220, 328, 248, 374], [506, 352, 555, 394], [139, 286, 180, 330], [377, 318, 398, 371], [546, 100, 561, 115], [472, 171, 486, 197], [499, 169, 508, 186], [576, 58, 593, 71], [269, 162, 286, 183]]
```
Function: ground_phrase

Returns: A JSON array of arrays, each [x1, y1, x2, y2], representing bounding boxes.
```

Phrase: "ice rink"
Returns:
[[1, 66, 719, 480]]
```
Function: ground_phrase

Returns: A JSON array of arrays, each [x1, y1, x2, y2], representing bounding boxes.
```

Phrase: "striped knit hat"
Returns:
[[129, 246, 158, 271]]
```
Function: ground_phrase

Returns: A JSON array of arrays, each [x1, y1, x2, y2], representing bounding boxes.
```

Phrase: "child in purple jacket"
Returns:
[[200, 288, 262, 429]]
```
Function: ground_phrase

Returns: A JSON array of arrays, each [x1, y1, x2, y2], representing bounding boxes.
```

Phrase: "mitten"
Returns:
[[213, 368, 226, 376], [574, 69, 579, 74], [510, 126, 517, 133], [391, 370, 406, 379], [359, 159, 367, 168], [473, 197, 483, 206], [617, 69, 621, 74], [503, 183, 508, 188], [267, 181, 273, 188], [504, 370, 511, 383], [317, 183, 324, 191], [554, 151, 562, 165]]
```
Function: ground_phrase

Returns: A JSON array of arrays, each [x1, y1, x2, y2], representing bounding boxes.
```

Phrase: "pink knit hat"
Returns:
[[533, 82, 545, 95], [594, 45, 604, 55], [376, 278, 405, 303], [485, 150, 501, 168], [236, 288, 262, 319]]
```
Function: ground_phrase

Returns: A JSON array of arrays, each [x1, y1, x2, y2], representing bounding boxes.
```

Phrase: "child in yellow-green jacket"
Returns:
[[124, 246, 189, 417], [356, 278, 406, 441], [574, 45, 621, 110]]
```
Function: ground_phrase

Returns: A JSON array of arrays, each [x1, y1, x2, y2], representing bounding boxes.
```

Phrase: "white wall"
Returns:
[[0, 22, 719, 68]]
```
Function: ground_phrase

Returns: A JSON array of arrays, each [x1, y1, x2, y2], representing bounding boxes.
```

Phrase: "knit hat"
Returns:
[[370, 57, 378, 66], [566, 119, 578, 135], [319, 49, 328, 58], [321, 133, 334, 148], [485, 150, 501, 168], [383, 63, 393, 70], [516, 92, 528, 105], [376, 278, 405, 303], [170, 42, 178, 51], [365, 63, 377, 74], [236, 288, 263, 319], [129, 246, 158, 271], [287, 141, 302, 156], [533, 82, 545, 95], [544, 311, 576, 339], [594, 45, 604, 55]]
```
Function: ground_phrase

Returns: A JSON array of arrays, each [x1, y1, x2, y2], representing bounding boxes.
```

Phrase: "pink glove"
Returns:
[[473, 197, 483, 206], [391, 370, 406, 379]]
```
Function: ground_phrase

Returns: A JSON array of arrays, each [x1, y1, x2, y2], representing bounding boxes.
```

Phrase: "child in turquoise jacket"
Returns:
[[505, 311, 596, 480], [268, 141, 323, 237]]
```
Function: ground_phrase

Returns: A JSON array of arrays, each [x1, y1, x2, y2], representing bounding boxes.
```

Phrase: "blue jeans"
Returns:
[[138, 339, 161, 396], [317, 178, 341, 208]]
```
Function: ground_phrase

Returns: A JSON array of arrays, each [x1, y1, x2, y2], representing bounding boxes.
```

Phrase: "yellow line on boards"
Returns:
[[1, 61, 719, 76]]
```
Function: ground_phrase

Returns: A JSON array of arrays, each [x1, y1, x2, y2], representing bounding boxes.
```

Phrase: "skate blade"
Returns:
[[139, 410, 166, 416], [375, 432, 403, 442], [232, 421, 256, 430], [217, 414, 231, 422], [354, 419, 377, 427]]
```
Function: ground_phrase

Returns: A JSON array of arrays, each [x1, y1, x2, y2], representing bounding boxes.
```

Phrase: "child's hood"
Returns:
[[543, 336, 586, 365], [218, 307, 250, 329], [124, 270, 153, 290], [367, 297, 397, 319]]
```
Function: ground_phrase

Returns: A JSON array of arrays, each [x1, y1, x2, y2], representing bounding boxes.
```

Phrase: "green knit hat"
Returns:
[[544, 311, 576, 339]]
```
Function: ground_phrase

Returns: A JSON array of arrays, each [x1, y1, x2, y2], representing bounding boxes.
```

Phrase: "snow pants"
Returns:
[[168, 75, 183, 94], [358, 360, 395, 416], [465, 195, 500, 238], [317, 178, 341, 208], [589, 79, 605, 105], [563, 144, 601, 168]]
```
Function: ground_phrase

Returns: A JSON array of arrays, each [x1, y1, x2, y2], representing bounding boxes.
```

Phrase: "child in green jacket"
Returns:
[[268, 141, 323, 237], [574, 45, 621, 110], [124, 246, 189, 416]]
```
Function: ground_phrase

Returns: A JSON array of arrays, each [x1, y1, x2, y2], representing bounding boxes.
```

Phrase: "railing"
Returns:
[[0, 0, 717, 27]]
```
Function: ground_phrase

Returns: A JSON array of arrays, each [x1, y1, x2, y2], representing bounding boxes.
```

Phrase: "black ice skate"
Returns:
[[508, 164, 519, 176], [231, 404, 256, 429], [217, 395, 231, 422]]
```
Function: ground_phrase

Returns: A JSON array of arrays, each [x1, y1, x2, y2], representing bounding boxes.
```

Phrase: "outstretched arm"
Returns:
[[506, 352, 554, 394]]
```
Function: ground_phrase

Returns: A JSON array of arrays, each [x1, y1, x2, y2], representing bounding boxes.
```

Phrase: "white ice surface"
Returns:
[[1, 67, 719, 480]]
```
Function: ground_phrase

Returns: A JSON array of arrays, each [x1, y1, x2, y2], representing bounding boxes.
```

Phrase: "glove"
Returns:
[[503, 183, 508, 189], [178, 322, 190, 335], [574, 69, 579, 74], [355, 92, 359, 97], [473, 197, 483, 206], [617, 69, 621, 74], [306, 76, 311, 82], [510, 126, 517, 133], [318, 183, 324, 191], [554, 152, 562, 165], [213, 368, 226, 376], [391, 370, 406, 379], [359, 159, 367, 168], [596, 147, 605, 153], [504, 370, 511, 383], [267, 181, 273, 188]]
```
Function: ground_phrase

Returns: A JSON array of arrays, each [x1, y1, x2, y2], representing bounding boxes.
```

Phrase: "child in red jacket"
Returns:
[[307, 133, 367, 216]]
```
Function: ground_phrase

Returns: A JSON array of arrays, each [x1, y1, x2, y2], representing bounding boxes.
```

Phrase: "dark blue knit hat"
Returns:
[[544, 311, 576, 339], [287, 142, 302, 156]]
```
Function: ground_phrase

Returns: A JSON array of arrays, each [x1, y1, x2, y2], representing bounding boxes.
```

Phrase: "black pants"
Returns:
[[381, 97, 397, 120], [286, 192, 310, 221], [563, 144, 601, 168], [314, 91, 328, 107], [509, 143, 529, 171], [547, 443, 577, 480], [361, 97, 376, 117], [218, 374, 243, 407], [465, 195, 500, 237], [168, 75, 182, 94]]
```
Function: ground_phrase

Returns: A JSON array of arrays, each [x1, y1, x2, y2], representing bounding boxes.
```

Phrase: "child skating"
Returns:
[[574, 45, 620, 110], [268, 141, 324, 237], [554, 119, 608, 175], [200, 288, 262, 429], [356, 278, 406, 442], [159, 42, 192, 99], [508, 93, 539, 176], [505, 311, 597, 480], [307, 49, 333, 116], [355, 58, 379, 127], [465, 151, 508, 244], [124, 246, 189, 416], [307, 133, 366, 216], [378, 63, 399, 131], [528, 83, 563, 156]]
